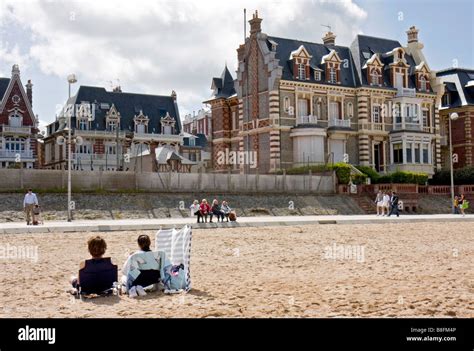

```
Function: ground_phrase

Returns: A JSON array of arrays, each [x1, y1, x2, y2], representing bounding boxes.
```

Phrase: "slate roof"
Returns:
[[210, 66, 236, 99], [48, 85, 181, 135], [350, 34, 422, 90], [267, 36, 360, 87], [437, 68, 474, 107], [0, 78, 10, 100]]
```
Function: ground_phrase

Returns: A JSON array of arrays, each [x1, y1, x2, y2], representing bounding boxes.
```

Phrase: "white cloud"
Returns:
[[0, 0, 367, 118]]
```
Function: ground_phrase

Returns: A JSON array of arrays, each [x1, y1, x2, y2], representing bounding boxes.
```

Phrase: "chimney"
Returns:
[[112, 85, 122, 93], [171, 90, 177, 101], [249, 10, 262, 35], [26, 79, 33, 107], [322, 31, 336, 46], [406, 26, 419, 43]]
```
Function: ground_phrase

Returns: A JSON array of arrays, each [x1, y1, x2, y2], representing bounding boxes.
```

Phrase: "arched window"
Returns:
[[370, 68, 381, 86], [9, 111, 22, 127]]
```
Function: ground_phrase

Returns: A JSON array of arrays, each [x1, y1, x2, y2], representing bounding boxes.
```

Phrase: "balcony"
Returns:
[[133, 132, 183, 143], [75, 129, 126, 138], [328, 118, 351, 128], [296, 115, 318, 126], [1, 125, 32, 134], [0, 150, 34, 159], [72, 153, 119, 162], [396, 87, 416, 97]]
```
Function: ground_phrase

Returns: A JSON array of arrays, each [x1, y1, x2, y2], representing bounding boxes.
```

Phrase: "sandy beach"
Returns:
[[0, 222, 472, 318]]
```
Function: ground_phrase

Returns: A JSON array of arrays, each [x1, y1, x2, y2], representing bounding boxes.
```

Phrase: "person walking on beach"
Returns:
[[23, 188, 39, 225], [375, 190, 383, 216], [388, 191, 400, 217]]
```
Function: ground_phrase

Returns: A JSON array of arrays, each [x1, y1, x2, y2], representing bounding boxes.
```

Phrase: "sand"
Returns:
[[0, 222, 472, 318]]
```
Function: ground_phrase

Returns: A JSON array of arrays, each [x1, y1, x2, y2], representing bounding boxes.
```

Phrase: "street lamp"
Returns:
[[67, 74, 77, 222], [449, 112, 459, 214]]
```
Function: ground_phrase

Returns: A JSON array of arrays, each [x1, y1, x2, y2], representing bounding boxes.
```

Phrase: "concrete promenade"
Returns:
[[1, 214, 473, 234]]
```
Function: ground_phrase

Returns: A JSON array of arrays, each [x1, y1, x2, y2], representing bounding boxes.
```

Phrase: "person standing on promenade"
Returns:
[[453, 196, 460, 214], [375, 191, 383, 216], [23, 188, 39, 225], [388, 191, 400, 217], [459, 194, 468, 217], [382, 192, 390, 216]]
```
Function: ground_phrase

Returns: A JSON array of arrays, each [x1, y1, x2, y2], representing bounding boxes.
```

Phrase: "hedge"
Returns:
[[430, 166, 474, 185], [356, 168, 428, 185], [355, 166, 380, 182], [332, 163, 352, 184]]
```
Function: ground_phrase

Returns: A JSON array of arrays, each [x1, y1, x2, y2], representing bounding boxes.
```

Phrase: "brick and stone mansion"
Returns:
[[206, 11, 444, 175]]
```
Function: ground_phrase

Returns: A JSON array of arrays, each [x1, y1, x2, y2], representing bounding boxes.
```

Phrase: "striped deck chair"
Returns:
[[155, 225, 192, 293]]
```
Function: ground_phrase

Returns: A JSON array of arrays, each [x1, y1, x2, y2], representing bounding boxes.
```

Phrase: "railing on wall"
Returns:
[[338, 183, 474, 195]]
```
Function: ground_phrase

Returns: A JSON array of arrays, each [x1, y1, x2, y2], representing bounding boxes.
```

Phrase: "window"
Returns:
[[329, 67, 337, 83], [420, 76, 427, 91], [370, 68, 381, 86], [189, 138, 196, 147], [78, 119, 88, 130], [442, 93, 450, 107], [9, 112, 22, 127], [77, 144, 91, 154], [163, 125, 172, 135], [329, 102, 339, 119], [314, 71, 321, 81], [108, 120, 117, 132], [106, 145, 116, 155], [422, 144, 428, 163], [406, 144, 412, 163], [372, 105, 381, 123], [415, 144, 420, 163], [395, 72, 404, 89], [298, 99, 308, 117], [422, 109, 429, 128], [5, 137, 25, 152], [393, 143, 403, 164], [298, 63, 306, 80], [136, 124, 146, 133], [316, 101, 322, 119]]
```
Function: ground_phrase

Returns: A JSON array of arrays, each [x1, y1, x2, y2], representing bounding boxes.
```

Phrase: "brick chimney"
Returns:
[[112, 85, 122, 93], [322, 31, 336, 46], [249, 10, 262, 35], [171, 90, 177, 101], [25, 79, 33, 107], [406, 26, 419, 43]]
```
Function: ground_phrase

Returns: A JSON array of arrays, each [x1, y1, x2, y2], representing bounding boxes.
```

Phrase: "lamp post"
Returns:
[[449, 112, 459, 214], [67, 74, 77, 222]]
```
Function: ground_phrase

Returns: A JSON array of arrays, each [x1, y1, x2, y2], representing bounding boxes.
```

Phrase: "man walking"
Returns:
[[388, 191, 400, 217], [23, 188, 39, 225]]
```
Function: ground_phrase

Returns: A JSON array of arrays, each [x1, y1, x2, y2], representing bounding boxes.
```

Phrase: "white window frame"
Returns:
[[420, 76, 427, 91], [329, 102, 339, 119], [370, 68, 381, 86], [372, 105, 381, 124], [314, 71, 321, 81], [347, 102, 354, 118], [78, 118, 89, 131], [298, 63, 306, 80], [329, 67, 337, 84]]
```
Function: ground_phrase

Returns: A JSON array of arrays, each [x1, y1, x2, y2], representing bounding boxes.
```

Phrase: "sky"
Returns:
[[0, 0, 473, 133]]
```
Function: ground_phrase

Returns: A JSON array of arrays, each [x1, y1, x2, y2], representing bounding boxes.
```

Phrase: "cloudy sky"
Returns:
[[0, 0, 472, 132]]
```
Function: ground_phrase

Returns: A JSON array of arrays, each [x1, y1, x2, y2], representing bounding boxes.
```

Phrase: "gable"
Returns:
[[0, 78, 36, 126]]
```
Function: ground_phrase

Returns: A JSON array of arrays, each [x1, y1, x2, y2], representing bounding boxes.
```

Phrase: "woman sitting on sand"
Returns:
[[122, 235, 161, 298], [70, 236, 117, 295]]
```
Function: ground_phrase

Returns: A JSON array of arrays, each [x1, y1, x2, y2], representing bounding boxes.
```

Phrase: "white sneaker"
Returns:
[[136, 285, 147, 296], [129, 286, 138, 298]]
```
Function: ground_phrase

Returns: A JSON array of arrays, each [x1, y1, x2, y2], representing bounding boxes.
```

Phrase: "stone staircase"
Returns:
[[354, 195, 376, 214]]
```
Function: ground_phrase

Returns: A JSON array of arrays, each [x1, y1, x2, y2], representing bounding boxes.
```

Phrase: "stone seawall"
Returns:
[[0, 192, 365, 223]]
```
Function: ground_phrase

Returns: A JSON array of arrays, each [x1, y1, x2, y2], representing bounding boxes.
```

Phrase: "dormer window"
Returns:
[[442, 93, 450, 107], [105, 104, 121, 132], [160, 112, 176, 135], [314, 71, 321, 81], [133, 110, 149, 134], [370, 68, 382, 86], [78, 119, 89, 130], [419, 76, 427, 91], [298, 63, 306, 80], [329, 67, 337, 84]]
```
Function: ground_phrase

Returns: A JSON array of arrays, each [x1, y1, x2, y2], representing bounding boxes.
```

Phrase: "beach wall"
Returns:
[[0, 169, 335, 194]]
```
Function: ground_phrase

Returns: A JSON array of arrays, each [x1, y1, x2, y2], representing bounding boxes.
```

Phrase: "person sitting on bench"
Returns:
[[221, 201, 232, 222], [70, 236, 117, 295], [211, 199, 225, 222], [199, 199, 212, 223]]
